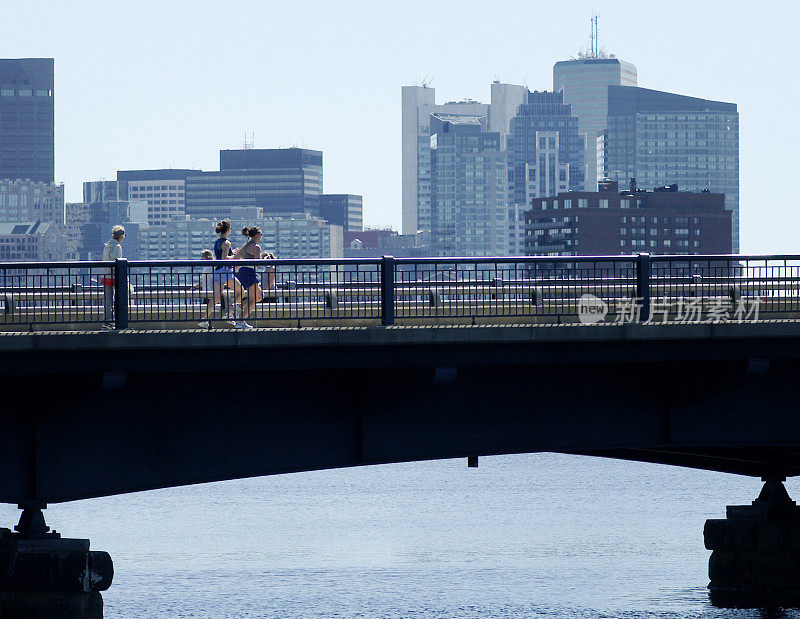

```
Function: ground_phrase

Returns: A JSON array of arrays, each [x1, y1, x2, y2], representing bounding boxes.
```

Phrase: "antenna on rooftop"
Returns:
[[243, 132, 254, 149], [422, 75, 433, 88]]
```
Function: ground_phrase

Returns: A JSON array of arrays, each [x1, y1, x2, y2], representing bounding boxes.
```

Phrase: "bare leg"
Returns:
[[241, 283, 263, 319], [204, 282, 224, 319], [228, 277, 244, 307]]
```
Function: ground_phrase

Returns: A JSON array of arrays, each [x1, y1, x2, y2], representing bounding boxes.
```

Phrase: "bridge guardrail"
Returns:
[[0, 254, 798, 330]]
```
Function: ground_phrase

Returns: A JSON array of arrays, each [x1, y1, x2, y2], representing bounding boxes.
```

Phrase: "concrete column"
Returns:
[[705, 478, 800, 607], [0, 505, 113, 618]]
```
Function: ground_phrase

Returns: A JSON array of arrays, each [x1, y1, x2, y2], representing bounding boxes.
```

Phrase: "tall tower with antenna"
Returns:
[[553, 16, 637, 190]]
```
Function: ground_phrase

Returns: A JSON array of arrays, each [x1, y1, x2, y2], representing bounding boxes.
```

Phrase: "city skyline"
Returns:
[[2, 1, 796, 253]]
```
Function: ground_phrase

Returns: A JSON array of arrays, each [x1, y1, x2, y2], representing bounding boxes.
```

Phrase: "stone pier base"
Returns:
[[705, 478, 800, 607], [0, 529, 113, 618]]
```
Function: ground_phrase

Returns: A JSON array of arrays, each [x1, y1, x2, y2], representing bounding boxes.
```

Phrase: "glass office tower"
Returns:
[[553, 57, 637, 190], [185, 148, 323, 220], [508, 90, 586, 202], [0, 59, 54, 183], [604, 86, 739, 252], [429, 114, 508, 256]]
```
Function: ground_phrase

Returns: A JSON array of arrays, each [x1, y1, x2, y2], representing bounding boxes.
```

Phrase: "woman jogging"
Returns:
[[198, 220, 245, 329], [233, 226, 266, 329]]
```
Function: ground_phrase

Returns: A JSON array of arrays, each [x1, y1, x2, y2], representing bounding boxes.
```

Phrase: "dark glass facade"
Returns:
[[604, 86, 739, 251], [320, 194, 363, 232], [508, 91, 585, 204], [185, 149, 323, 220], [0, 59, 54, 183]]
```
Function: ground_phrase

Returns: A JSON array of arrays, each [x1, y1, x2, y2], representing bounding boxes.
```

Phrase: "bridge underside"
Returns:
[[2, 325, 800, 503]]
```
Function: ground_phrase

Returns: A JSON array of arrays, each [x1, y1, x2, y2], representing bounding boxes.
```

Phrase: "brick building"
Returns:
[[525, 180, 732, 256]]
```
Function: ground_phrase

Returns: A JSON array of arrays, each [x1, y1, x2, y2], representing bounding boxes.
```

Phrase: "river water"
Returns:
[[0, 453, 797, 618]]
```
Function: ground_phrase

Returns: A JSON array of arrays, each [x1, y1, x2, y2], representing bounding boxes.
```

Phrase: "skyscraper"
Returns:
[[508, 90, 586, 203], [603, 86, 739, 252], [429, 114, 508, 256], [401, 83, 526, 235], [0, 59, 54, 183], [184, 148, 323, 220], [553, 57, 637, 190]]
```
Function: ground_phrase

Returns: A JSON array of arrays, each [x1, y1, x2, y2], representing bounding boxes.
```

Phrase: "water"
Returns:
[[1, 453, 798, 618]]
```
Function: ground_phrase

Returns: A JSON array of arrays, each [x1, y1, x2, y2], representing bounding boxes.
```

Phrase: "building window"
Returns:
[[563, 199, 571, 209], [599, 199, 608, 209], [620, 239, 626, 247], [578, 199, 588, 208], [620, 199, 630, 209]]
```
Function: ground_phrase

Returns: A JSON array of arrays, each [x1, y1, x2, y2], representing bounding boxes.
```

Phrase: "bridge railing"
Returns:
[[0, 254, 799, 329]]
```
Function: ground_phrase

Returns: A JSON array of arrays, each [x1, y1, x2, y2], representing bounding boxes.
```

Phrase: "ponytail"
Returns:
[[215, 220, 231, 234]]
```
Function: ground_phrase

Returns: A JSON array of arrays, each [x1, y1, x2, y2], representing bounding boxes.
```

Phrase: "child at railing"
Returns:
[[193, 249, 214, 307]]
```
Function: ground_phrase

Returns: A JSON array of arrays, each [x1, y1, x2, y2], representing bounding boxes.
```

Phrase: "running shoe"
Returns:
[[234, 321, 253, 330], [197, 320, 209, 329]]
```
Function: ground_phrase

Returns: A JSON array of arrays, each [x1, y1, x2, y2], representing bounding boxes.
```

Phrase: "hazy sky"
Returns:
[[4, 1, 798, 253]]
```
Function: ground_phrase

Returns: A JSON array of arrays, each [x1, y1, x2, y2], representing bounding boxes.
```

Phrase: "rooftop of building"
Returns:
[[220, 148, 323, 171], [117, 169, 201, 181], [0, 221, 51, 235], [0, 59, 54, 87], [543, 181, 724, 198], [430, 113, 484, 126], [344, 229, 397, 249], [608, 85, 737, 113], [554, 56, 628, 66]]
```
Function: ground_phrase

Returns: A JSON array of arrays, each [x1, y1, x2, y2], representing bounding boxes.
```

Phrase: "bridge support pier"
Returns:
[[705, 477, 800, 607], [0, 504, 113, 618]]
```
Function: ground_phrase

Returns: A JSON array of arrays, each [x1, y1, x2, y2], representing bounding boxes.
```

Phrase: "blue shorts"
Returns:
[[236, 266, 258, 289], [213, 267, 234, 284]]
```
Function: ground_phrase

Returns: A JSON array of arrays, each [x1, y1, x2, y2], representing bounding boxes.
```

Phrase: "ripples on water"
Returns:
[[1, 453, 799, 618]]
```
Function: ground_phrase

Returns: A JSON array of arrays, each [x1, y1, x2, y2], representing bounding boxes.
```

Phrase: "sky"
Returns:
[[4, 0, 798, 253]]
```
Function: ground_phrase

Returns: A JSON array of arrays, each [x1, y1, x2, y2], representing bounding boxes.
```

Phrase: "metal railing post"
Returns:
[[381, 255, 395, 326], [636, 252, 651, 323], [114, 258, 129, 330]]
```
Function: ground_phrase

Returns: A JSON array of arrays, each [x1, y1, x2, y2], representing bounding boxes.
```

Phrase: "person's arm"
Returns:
[[112, 244, 122, 260], [221, 239, 234, 260], [251, 244, 262, 259]]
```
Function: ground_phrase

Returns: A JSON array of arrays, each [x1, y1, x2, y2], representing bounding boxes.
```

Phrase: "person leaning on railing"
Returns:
[[100, 225, 125, 330]]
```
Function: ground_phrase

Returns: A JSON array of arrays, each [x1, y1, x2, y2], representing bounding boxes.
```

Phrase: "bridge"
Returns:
[[1, 252, 800, 614]]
